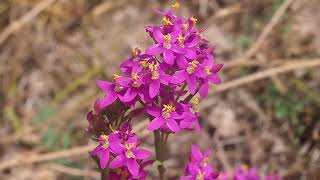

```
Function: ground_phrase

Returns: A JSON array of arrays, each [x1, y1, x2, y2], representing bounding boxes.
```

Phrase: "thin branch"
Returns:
[[0, 144, 94, 171], [48, 164, 100, 179], [0, 0, 57, 46], [210, 59, 320, 95], [243, 0, 295, 58]]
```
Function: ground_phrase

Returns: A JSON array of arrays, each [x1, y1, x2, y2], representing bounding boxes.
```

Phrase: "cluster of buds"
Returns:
[[87, 2, 224, 179]]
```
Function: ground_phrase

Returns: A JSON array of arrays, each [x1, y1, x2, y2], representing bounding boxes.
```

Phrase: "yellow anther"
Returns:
[[241, 164, 249, 172], [100, 134, 109, 148], [177, 34, 185, 47], [125, 143, 136, 159], [132, 73, 140, 80], [162, 104, 176, 112], [162, 16, 173, 25], [162, 111, 171, 119], [205, 66, 212, 75], [132, 47, 140, 57], [171, 2, 180, 8], [164, 34, 172, 48], [192, 97, 200, 106], [151, 71, 160, 80], [148, 62, 159, 72], [196, 170, 205, 180], [114, 84, 123, 92], [139, 60, 149, 68], [187, 60, 199, 74], [183, 23, 189, 30], [190, 17, 197, 24], [113, 74, 121, 79]]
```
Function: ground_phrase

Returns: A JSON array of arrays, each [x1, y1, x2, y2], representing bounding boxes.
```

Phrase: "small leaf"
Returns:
[[152, 160, 162, 167]]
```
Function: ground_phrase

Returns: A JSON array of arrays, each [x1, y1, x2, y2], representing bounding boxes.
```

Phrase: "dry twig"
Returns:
[[210, 59, 320, 95], [48, 164, 100, 179], [0, 0, 57, 46], [0, 144, 94, 171], [243, 0, 295, 58]]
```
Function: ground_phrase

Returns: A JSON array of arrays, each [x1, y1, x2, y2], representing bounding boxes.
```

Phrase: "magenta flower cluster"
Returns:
[[180, 145, 219, 180], [86, 3, 223, 179]]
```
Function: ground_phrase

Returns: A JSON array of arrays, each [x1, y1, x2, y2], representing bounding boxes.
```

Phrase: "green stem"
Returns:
[[175, 83, 187, 101], [154, 130, 165, 180]]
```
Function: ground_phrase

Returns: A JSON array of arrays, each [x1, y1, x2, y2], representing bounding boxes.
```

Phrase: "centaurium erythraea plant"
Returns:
[[86, 2, 223, 179]]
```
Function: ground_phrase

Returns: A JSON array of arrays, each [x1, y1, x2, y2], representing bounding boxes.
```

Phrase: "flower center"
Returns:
[[191, 97, 200, 113], [187, 60, 199, 74], [183, 23, 189, 30], [162, 16, 173, 25], [177, 34, 185, 47], [162, 103, 176, 119], [139, 60, 149, 68], [201, 157, 208, 167], [171, 2, 180, 8], [151, 71, 160, 80], [125, 143, 136, 159], [114, 84, 123, 92], [164, 34, 172, 49], [100, 135, 109, 149], [205, 66, 212, 75], [196, 170, 205, 180], [190, 17, 197, 24], [132, 73, 141, 88], [113, 74, 121, 80], [132, 47, 140, 57]]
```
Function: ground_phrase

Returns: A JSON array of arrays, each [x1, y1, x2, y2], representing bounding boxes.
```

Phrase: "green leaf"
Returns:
[[32, 105, 57, 125], [152, 160, 162, 167], [42, 127, 59, 151]]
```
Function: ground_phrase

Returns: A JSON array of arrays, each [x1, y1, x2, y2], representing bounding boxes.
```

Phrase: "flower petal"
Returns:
[[100, 92, 117, 107], [152, 27, 165, 43], [191, 144, 203, 161], [127, 158, 140, 176], [209, 74, 221, 84], [166, 118, 180, 132], [133, 149, 152, 159], [163, 49, 174, 65], [185, 48, 197, 59], [149, 80, 160, 98], [187, 75, 197, 94], [122, 88, 137, 102], [147, 106, 161, 117], [176, 55, 188, 68], [146, 44, 163, 55], [199, 82, 209, 98], [148, 117, 165, 131], [99, 149, 110, 169], [96, 80, 113, 92], [109, 155, 126, 169], [171, 70, 187, 84]]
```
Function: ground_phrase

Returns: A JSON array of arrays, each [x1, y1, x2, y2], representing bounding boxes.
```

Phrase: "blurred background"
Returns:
[[0, 0, 319, 179]]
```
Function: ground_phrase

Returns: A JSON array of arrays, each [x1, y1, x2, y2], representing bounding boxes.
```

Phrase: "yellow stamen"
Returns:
[[114, 84, 123, 92], [100, 134, 109, 148], [139, 60, 148, 68], [177, 34, 185, 47], [187, 60, 199, 74], [192, 97, 200, 106], [162, 16, 173, 25], [196, 170, 205, 180], [162, 104, 176, 112], [164, 34, 172, 48], [113, 74, 121, 80], [125, 143, 136, 159], [183, 23, 189, 30], [190, 17, 197, 24], [205, 66, 212, 75], [132, 73, 139, 80], [171, 2, 180, 8], [132, 47, 140, 57], [151, 71, 160, 80], [162, 111, 171, 119]]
